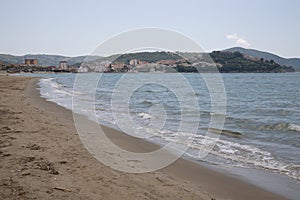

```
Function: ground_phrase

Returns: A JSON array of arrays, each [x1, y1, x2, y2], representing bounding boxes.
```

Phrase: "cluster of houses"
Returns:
[[78, 58, 191, 73], [48, 61, 78, 72], [1, 57, 192, 73], [1, 59, 78, 73]]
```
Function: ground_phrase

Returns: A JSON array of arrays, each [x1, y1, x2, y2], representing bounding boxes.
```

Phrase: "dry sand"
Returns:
[[0, 75, 287, 200]]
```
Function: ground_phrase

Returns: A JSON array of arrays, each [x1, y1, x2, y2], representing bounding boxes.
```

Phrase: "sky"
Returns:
[[0, 0, 299, 58]]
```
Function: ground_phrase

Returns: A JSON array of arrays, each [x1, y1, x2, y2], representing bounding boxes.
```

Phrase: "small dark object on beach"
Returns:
[[26, 143, 42, 150], [36, 160, 59, 175], [53, 186, 72, 192]]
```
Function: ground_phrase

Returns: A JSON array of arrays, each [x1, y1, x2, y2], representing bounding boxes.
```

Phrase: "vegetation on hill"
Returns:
[[210, 51, 295, 73], [112, 51, 295, 73], [114, 52, 182, 64], [224, 47, 300, 71]]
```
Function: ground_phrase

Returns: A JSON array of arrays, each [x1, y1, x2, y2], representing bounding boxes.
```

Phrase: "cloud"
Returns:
[[236, 38, 250, 47], [226, 33, 238, 40], [226, 33, 250, 47]]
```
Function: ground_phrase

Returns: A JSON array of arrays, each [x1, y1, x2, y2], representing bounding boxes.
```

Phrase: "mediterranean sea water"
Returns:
[[24, 73, 300, 184]]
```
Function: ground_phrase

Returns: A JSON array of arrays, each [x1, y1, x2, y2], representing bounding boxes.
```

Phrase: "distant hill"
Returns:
[[223, 47, 300, 71], [114, 51, 294, 73], [0, 54, 101, 66], [78, 51, 294, 73], [114, 51, 182, 64], [0, 50, 296, 73], [210, 51, 294, 73]]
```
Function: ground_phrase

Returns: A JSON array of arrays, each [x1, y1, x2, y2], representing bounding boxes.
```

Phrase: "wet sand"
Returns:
[[0, 74, 287, 199]]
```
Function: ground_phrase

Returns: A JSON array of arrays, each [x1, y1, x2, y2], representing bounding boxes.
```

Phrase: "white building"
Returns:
[[129, 59, 139, 66], [59, 61, 68, 70]]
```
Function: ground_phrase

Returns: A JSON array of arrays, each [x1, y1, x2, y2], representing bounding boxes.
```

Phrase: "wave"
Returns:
[[288, 123, 300, 132], [254, 122, 300, 133], [39, 78, 80, 98], [40, 78, 63, 90], [141, 100, 153, 105], [141, 129, 299, 180], [137, 112, 152, 119], [38, 78, 75, 109], [209, 128, 243, 138]]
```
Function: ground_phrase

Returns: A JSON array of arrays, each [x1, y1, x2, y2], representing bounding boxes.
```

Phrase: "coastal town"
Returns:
[[78, 58, 192, 73], [0, 59, 79, 73], [0, 58, 189, 73], [0, 51, 296, 73]]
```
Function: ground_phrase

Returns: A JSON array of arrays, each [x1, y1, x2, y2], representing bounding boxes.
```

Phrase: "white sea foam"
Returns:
[[39, 78, 73, 109], [137, 112, 152, 119], [288, 123, 300, 132], [145, 129, 300, 180]]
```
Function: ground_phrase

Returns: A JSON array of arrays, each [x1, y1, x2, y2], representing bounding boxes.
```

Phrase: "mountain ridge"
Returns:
[[0, 54, 101, 66], [223, 47, 300, 71], [1, 47, 299, 72]]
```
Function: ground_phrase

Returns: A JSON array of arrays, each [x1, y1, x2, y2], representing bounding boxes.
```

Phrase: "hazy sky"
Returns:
[[0, 0, 299, 58]]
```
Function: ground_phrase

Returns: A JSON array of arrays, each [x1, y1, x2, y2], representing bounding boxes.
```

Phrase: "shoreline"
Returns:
[[0, 75, 288, 199]]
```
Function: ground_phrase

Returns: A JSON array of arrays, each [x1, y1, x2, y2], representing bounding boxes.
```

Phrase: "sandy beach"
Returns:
[[0, 74, 287, 200]]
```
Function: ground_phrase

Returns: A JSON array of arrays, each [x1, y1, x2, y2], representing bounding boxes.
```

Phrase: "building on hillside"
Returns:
[[129, 59, 148, 66], [25, 59, 38, 66], [129, 59, 139, 66], [111, 63, 128, 72], [59, 61, 68, 70], [139, 60, 148, 65]]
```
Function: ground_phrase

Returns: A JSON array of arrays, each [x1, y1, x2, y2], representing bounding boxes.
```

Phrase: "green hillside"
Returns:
[[224, 47, 300, 71], [210, 51, 294, 73], [114, 52, 182, 64]]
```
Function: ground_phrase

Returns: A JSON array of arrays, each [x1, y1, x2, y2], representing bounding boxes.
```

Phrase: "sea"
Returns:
[[20, 72, 300, 198]]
